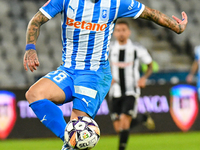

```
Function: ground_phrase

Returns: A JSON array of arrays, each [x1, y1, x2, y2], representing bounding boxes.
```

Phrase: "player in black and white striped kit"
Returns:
[[109, 20, 154, 150]]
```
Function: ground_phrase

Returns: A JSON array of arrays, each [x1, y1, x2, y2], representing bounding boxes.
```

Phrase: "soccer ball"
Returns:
[[64, 116, 100, 150]]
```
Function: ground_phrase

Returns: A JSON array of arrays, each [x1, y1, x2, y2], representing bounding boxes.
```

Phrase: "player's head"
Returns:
[[114, 20, 131, 43]]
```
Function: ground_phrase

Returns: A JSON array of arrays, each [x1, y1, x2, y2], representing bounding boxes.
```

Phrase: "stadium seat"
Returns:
[[0, 0, 199, 87]]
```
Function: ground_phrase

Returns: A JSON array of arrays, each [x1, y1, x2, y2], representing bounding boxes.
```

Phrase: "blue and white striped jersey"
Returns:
[[194, 45, 200, 78], [40, 0, 145, 71]]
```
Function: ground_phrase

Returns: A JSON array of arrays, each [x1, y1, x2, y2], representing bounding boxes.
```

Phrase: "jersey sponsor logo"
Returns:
[[112, 62, 133, 68], [0, 91, 17, 139], [100, 7, 109, 21], [170, 84, 199, 131], [66, 17, 107, 31], [74, 85, 97, 99]]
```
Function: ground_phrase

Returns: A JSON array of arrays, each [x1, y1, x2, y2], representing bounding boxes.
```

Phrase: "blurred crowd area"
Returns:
[[0, 0, 199, 88]]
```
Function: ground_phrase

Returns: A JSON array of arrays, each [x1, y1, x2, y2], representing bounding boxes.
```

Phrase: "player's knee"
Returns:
[[25, 89, 37, 104], [120, 114, 131, 130], [25, 87, 44, 104], [113, 123, 120, 133], [121, 122, 130, 130]]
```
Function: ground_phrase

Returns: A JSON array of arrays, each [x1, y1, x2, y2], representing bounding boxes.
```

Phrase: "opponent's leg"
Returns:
[[110, 97, 122, 133], [26, 77, 72, 141], [113, 120, 120, 133], [118, 114, 132, 150], [130, 113, 155, 130], [130, 113, 148, 129], [118, 96, 136, 150]]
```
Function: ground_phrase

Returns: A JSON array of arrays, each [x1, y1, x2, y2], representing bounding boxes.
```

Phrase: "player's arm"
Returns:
[[186, 60, 198, 83], [142, 62, 153, 79], [139, 6, 188, 34], [138, 62, 153, 88], [111, 78, 116, 86], [23, 11, 49, 72]]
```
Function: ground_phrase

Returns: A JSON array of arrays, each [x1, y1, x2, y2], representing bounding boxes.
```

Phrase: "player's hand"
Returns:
[[186, 74, 193, 84], [138, 77, 147, 88], [23, 49, 40, 72], [172, 11, 188, 34]]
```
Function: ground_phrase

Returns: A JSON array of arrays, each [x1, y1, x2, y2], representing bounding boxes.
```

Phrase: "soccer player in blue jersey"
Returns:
[[186, 45, 200, 101], [23, 0, 187, 149]]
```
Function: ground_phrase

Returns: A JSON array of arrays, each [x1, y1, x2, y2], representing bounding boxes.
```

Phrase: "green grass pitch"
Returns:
[[0, 132, 200, 150]]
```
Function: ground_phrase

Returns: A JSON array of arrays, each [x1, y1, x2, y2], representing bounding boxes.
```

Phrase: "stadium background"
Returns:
[[0, 0, 200, 149]]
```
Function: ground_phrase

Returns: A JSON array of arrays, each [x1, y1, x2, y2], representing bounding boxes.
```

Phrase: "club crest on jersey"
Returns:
[[100, 7, 109, 21]]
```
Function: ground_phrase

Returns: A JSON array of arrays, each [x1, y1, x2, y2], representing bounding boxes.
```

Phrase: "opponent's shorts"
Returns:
[[43, 62, 112, 119], [110, 95, 138, 121]]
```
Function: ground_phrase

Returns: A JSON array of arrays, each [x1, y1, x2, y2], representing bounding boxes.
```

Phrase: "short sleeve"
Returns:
[[137, 46, 152, 64], [117, 0, 145, 19], [39, 0, 64, 19], [194, 46, 200, 60]]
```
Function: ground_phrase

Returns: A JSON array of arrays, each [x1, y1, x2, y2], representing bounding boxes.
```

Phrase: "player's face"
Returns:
[[114, 24, 131, 43]]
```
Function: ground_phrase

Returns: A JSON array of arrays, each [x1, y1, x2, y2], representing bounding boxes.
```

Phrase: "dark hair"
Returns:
[[115, 20, 130, 28]]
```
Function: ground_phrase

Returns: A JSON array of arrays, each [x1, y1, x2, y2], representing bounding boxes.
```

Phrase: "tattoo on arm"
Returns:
[[139, 6, 181, 34], [26, 11, 49, 44], [24, 50, 37, 61]]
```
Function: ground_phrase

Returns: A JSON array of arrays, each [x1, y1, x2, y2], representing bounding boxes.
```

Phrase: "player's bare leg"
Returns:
[[118, 114, 132, 150], [120, 114, 132, 130], [26, 78, 70, 142], [113, 120, 120, 133], [70, 109, 90, 120], [26, 78, 66, 104]]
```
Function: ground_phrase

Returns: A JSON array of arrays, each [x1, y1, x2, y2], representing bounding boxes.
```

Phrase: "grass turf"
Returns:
[[0, 132, 200, 150]]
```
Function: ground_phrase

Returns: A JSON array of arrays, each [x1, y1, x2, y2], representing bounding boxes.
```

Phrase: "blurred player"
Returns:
[[109, 20, 154, 150], [186, 45, 200, 101], [23, 0, 187, 149]]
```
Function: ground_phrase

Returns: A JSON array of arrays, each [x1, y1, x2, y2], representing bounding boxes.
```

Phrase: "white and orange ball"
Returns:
[[64, 116, 100, 150]]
